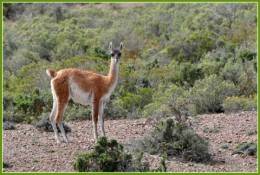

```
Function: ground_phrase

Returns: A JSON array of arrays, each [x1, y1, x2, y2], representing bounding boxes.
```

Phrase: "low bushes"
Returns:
[[3, 121, 16, 130], [135, 118, 211, 162], [202, 126, 218, 133], [232, 142, 257, 156], [188, 74, 238, 114], [65, 102, 91, 121], [3, 89, 53, 124], [74, 137, 132, 172], [73, 136, 167, 172], [33, 113, 71, 133], [223, 95, 257, 112]]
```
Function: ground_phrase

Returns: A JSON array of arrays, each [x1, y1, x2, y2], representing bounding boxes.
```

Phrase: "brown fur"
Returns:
[[50, 68, 115, 124]]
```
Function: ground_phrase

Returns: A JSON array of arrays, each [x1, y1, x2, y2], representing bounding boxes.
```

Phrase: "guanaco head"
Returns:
[[109, 42, 123, 63]]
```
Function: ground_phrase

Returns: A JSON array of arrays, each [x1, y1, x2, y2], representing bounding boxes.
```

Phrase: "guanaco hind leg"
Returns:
[[49, 98, 61, 143], [50, 100, 70, 143], [50, 79, 70, 143]]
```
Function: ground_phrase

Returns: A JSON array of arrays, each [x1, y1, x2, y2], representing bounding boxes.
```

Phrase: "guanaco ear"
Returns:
[[109, 42, 113, 53], [120, 42, 123, 51]]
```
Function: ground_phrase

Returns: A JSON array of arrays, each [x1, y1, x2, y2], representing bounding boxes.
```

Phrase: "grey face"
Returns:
[[109, 42, 123, 63], [111, 50, 122, 63]]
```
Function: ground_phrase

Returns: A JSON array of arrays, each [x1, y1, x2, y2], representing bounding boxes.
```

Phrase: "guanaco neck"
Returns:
[[107, 58, 119, 87]]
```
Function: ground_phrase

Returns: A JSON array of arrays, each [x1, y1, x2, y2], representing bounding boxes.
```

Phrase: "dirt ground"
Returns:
[[3, 111, 257, 172]]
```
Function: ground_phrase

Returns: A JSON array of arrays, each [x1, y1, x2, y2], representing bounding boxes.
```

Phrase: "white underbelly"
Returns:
[[70, 84, 92, 106]]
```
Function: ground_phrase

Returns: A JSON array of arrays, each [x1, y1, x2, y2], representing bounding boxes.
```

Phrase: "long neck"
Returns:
[[107, 58, 119, 86]]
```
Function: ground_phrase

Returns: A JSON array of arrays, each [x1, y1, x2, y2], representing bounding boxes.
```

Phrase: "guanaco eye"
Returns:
[[117, 53, 121, 57], [111, 53, 115, 57]]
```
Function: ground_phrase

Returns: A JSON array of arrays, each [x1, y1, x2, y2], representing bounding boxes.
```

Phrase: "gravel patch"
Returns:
[[3, 111, 257, 172]]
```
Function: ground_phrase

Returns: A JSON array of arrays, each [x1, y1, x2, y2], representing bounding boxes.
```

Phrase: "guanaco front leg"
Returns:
[[98, 101, 105, 137], [92, 101, 99, 142]]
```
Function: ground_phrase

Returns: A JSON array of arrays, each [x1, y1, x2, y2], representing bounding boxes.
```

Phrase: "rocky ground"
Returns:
[[3, 111, 257, 172]]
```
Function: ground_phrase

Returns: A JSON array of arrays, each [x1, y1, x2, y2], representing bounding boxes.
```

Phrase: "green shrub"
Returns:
[[202, 126, 218, 133], [74, 137, 167, 172], [10, 90, 53, 123], [121, 92, 143, 118], [188, 74, 238, 114], [175, 129, 211, 162], [3, 121, 16, 130], [3, 91, 24, 123], [32, 158, 40, 163], [169, 61, 204, 87], [239, 50, 256, 62], [3, 91, 14, 110], [13, 93, 45, 116], [104, 98, 128, 119], [221, 58, 257, 97], [56, 56, 108, 74], [167, 30, 215, 63], [110, 87, 154, 119], [200, 55, 224, 76], [246, 130, 257, 136], [142, 83, 188, 118], [221, 59, 242, 86], [64, 102, 91, 121], [73, 137, 133, 172], [33, 113, 71, 133], [135, 118, 211, 162], [133, 151, 150, 172], [8, 62, 42, 94], [142, 102, 170, 119], [232, 142, 257, 156], [3, 109, 24, 123], [223, 95, 257, 112], [91, 46, 110, 60], [3, 98, 23, 122], [220, 144, 229, 149], [3, 161, 9, 168]]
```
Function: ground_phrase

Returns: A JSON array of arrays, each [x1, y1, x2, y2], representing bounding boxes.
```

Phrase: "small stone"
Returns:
[[188, 163, 194, 166], [220, 159, 225, 163]]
